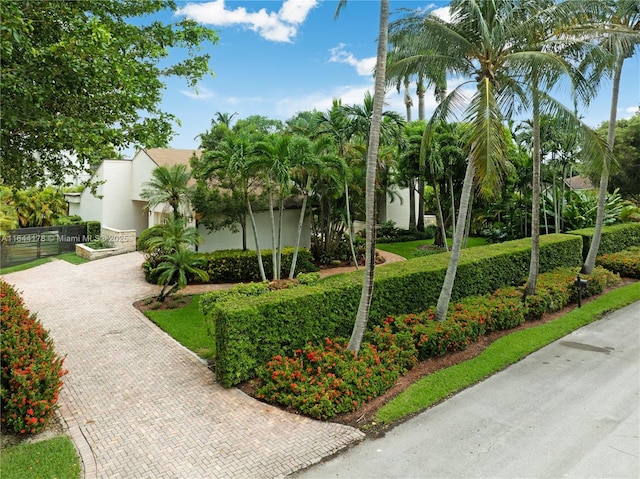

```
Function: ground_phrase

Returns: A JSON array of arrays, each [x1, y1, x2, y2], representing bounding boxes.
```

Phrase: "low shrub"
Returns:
[[0, 281, 67, 435], [570, 223, 640, 260], [376, 221, 436, 243], [296, 272, 321, 285], [255, 326, 416, 420], [143, 247, 317, 285], [209, 234, 582, 386], [253, 265, 619, 419], [596, 247, 640, 279]]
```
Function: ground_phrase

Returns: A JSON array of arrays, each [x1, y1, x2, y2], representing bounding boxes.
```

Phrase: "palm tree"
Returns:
[[141, 164, 194, 220], [155, 248, 209, 302], [581, 0, 640, 274], [335, 0, 390, 354]]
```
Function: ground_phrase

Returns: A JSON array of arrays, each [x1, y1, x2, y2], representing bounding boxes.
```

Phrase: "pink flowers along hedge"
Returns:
[[255, 267, 619, 420], [1, 280, 67, 434]]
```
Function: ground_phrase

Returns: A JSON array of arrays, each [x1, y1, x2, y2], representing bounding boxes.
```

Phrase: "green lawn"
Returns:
[[0, 252, 87, 274], [144, 294, 215, 360], [0, 436, 81, 479], [377, 236, 489, 259], [374, 281, 640, 426]]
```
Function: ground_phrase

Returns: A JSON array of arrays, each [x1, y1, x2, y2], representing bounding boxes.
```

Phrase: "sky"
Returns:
[[151, 0, 640, 153]]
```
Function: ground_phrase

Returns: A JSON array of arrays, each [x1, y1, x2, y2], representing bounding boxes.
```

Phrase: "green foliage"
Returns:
[[1, 186, 67, 227], [208, 234, 582, 386], [253, 266, 619, 419], [1, 0, 217, 187], [376, 221, 436, 243], [0, 436, 80, 479], [596, 247, 640, 278], [570, 223, 640, 259], [296, 272, 321, 285], [86, 221, 101, 241], [375, 282, 640, 426], [255, 328, 416, 420], [0, 281, 67, 435]]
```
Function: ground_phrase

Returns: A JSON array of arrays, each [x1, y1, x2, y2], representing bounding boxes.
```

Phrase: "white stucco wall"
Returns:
[[130, 151, 157, 201], [381, 186, 413, 230], [73, 163, 106, 223], [198, 209, 311, 253]]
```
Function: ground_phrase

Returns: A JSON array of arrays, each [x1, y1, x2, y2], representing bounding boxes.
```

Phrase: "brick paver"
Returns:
[[2, 252, 364, 478]]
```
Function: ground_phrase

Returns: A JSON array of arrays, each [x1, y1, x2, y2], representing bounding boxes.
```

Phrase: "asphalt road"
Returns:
[[292, 302, 640, 479]]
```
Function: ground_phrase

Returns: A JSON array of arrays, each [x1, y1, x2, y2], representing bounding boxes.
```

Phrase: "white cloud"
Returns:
[[624, 105, 640, 118], [180, 86, 216, 100], [431, 5, 451, 22], [177, 0, 318, 43], [328, 44, 376, 77]]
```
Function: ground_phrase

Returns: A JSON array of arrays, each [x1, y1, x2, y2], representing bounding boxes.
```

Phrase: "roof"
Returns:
[[564, 175, 595, 190], [144, 148, 201, 169]]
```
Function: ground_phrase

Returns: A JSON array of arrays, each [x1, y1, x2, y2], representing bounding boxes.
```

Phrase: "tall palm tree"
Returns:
[[335, 0, 390, 354], [581, 0, 640, 274], [141, 164, 194, 221]]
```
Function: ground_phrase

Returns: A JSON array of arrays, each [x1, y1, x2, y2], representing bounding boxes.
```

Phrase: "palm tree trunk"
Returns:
[[277, 196, 284, 280], [433, 178, 449, 251], [247, 197, 267, 282], [417, 178, 425, 231], [348, 0, 388, 354], [435, 159, 475, 322], [289, 177, 312, 279], [267, 179, 277, 280], [582, 55, 623, 274], [525, 87, 542, 296], [463, 189, 474, 248], [449, 174, 456, 238], [345, 182, 359, 269], [408, 177, 416, 232]]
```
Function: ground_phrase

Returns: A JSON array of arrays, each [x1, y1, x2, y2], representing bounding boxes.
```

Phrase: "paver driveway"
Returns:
[[2, 252, 364, 478]]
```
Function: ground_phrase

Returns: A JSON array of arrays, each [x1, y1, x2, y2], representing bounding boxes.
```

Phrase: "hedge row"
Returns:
[[255, 266, 620, 419], [143, 247, 318, 284], [0, 281, 67, 435], [204, 233, 583, 387], [570, 223, 640, 260], [596, 247, 640, 279]]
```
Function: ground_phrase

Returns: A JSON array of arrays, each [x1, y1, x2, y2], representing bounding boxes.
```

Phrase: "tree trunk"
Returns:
[[408, 177, 416, 232], [435, 159, 475, 322], [267, 179, 277, 280], [247, 197, 267, 282], [348, 0, 388, 354], [582, 54, 623, 274], [345, 182, 359, 269], [277, 196, 285, 280], [463, 189, 474, 248], [433, 177, 448, 251], [525, 87, 542, 296], [289, 177, 311, 279], [449, 174, 456, 239], [417, 178, 425, 231]]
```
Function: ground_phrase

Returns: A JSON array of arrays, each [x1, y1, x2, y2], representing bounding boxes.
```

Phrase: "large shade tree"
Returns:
[[1, 0, 217, 187]]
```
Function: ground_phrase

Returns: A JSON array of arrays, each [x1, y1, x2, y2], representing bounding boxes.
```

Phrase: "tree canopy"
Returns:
[[0, 0, 217, 188]]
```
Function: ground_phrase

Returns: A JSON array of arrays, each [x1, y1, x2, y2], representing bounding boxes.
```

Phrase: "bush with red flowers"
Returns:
[[1, 280, 67, 435], [596, 247, 640, 279]]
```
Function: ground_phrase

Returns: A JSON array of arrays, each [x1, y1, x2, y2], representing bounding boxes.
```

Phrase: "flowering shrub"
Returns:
[[596, 247, 640, 279], [253, 266, 620, 419], [255, 328, 416, 420], [1, 281, 67, 434]]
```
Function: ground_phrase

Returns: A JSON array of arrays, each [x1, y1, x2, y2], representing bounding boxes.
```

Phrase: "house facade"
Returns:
[[67, 148, 311, 252]]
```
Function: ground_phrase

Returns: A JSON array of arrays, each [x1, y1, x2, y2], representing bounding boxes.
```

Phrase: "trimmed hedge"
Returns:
[[205, 233, 582, 387], [254, 266, 620, 419], [596, 247, 640, 278], [143, 247, 318, 284], [570, 223, 640, 260], [1, 281, 67, 434]]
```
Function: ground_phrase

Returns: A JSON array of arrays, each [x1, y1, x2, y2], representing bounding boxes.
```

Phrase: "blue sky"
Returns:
[[154, 0, 640, 152]]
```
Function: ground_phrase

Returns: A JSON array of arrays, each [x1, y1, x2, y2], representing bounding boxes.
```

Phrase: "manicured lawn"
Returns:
[[0, 253, 87, 274], [374, 281, 640, 426], [0, 436, 81, 479], [377, 236, 489, 259], [144, 294, 215, 360]]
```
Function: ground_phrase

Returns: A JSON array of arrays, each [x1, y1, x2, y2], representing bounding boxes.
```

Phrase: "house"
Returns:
[[564, 175, 595, 191], [66, 148, 311, 252]]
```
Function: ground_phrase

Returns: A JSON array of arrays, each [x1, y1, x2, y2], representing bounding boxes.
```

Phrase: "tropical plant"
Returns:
[[581, 0, 640, 274], [141, 164, 194, 220], [155, 248, 209, 302]]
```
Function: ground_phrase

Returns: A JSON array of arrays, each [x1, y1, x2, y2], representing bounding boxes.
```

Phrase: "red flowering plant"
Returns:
[[255, 328, 417, 420], [1, 281, 67, 434], [597, 248, 640, 279]]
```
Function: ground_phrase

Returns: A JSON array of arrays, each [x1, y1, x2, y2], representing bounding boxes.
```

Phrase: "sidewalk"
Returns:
[[2, 252, 367, 478]]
